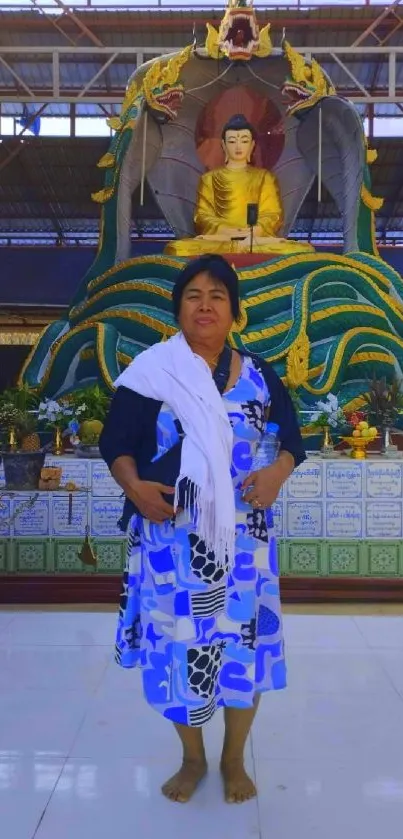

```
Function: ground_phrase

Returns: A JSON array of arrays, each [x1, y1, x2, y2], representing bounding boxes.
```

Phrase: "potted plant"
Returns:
[[0, 384, 45, 490], [68, 385, 111, 458], [310, 393, 345, 454], [363, 375, 403, 453]]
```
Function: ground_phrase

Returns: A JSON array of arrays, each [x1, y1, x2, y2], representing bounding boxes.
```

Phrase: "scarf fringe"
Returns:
[[175, 476, 234, 569]]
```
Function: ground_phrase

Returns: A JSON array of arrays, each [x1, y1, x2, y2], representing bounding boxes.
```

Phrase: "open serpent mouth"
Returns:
[[282, 82, 312, 113], [221, 13, 259, 58], [153, 87, 184, 121]]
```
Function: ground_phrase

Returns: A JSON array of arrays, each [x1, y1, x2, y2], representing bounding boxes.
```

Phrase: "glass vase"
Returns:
[[380, 425, 395, 455]]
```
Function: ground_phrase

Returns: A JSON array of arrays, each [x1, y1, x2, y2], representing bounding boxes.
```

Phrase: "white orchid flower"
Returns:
[[327, 392, 338, 407]]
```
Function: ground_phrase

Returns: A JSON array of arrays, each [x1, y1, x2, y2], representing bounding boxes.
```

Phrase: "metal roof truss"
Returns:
[[1, 45, 403, 106]]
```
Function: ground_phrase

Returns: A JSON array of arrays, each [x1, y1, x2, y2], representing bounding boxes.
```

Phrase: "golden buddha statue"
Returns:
[[165, 113, 314, 257]]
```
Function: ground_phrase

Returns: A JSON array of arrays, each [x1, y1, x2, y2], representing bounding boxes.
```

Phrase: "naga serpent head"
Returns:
[[206, 0, 272, 62], [145, 81, 186, 123], [143, 45, 193, 123], [282, 40, 335, 117]]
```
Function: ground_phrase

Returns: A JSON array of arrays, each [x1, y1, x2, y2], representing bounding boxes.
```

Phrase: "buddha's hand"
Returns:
[[129, 479, 175, 523], [220, 225, 265, 238], [216, 225, 251, 237], [242, 464, 283, 509]]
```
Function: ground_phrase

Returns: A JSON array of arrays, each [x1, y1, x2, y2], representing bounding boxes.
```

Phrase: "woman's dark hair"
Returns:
[[172, 254, 240, 321], [221, 113, 256, 141]]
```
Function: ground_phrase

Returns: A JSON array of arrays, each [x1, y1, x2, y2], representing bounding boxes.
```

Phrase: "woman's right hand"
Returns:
[[129, 480, 175, 523]]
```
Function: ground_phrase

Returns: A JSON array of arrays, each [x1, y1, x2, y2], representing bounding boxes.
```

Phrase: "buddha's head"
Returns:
[[221, 113, 256, 168]]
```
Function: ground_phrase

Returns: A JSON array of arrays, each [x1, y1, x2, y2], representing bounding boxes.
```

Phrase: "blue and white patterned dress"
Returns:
[[115, 355, 286, 727]]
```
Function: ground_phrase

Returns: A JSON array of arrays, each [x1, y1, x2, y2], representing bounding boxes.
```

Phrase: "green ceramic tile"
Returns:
[[54, 539, 95, 574], [4, 532, 403, 580], [277, 540, 287, 574], [285, 540, 325, 576], [14, 539, 48, 574], [359, 543, 369, 576], [46, 543, 55, 573], [327, 541, 361, 576], [0, 539, 7, 572], [367, 541, 400, 577], [93, 540, 126, 574], [5, 539, 15, 572]]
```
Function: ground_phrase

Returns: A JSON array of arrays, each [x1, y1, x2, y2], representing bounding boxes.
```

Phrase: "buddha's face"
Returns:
[[222, 128, 255, 166]]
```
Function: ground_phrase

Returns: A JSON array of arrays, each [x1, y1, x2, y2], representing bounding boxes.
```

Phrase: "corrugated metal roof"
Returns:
[[0, 134, 402, 243], [1, 7, 402, 114], [1, 8, 403, 241]]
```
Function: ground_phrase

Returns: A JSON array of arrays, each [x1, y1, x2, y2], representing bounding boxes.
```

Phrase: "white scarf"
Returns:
[[114, 332, 235, 566]]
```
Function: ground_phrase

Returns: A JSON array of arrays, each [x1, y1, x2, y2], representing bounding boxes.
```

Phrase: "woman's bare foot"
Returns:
[[161, 759, 207, 803], [220, 758, 257, 804]]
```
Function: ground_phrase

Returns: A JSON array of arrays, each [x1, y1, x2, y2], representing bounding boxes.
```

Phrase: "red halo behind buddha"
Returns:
[[195, 85, 284, 171]]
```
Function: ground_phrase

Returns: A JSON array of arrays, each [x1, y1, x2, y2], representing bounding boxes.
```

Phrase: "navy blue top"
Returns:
[[99, 353, 306, 529]]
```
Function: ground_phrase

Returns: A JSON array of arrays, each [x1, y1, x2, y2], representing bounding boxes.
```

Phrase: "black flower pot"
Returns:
[[1, 451, 45, 490]]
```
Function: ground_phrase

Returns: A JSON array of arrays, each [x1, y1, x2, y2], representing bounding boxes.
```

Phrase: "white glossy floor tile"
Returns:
[[353, 616, 403, 648], [283, 614, 367, 648], [71, 691, 252, 762], [0, 688, 91, 757], [256, 756, 403, 838], [375, 650, 403, 697], [252, 686, 403, 761], [0, 645, 111, 692], [286, 647, 397, 695], [0, 611, 117, 647], [0, 757, 65, 839], [34, 757, 259, 839], [94, 655, 143, 697], [2, 609, 403, 838], [0, 612, 16, 637]]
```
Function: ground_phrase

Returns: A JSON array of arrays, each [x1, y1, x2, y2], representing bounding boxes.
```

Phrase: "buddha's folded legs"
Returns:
[[164, 236, 314, 257]]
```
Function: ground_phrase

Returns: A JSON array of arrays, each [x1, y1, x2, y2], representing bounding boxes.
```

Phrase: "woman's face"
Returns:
[[178, 271, 234, 346]]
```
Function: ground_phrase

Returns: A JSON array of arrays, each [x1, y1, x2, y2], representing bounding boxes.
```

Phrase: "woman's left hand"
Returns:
[[242, 463, 284, 510]]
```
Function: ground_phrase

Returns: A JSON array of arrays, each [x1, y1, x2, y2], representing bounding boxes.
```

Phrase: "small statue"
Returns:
[[165, 113, 314, 257]]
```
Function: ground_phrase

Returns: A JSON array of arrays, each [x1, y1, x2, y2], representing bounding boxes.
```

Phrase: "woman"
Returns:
[[100, 254, 305, 805]]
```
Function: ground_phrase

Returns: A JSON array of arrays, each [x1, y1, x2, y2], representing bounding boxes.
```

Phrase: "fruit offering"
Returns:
[[342, 414, 378, 459], [351, 420, 377, 439]]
